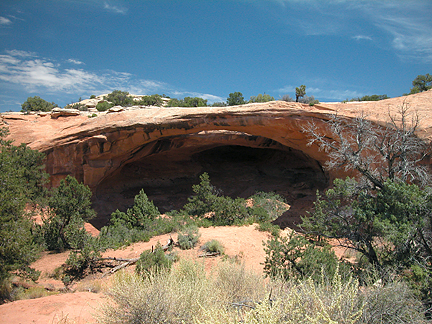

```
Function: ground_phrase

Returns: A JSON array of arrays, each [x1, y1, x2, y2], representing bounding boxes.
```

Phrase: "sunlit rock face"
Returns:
[[4, 90, 432, 228]]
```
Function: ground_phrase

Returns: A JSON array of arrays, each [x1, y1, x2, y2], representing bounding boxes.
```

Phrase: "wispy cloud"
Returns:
[[353, 35, 372, 41], [373, 14, 432, 62], [6, 50, 36, 57], [67, 58, 84, 65], [260, 0, 432, 62], [171, 91, 225, 103], [0, 17, 12, 25], [103, 2, 128, 15], [0, 50, 223, 103]]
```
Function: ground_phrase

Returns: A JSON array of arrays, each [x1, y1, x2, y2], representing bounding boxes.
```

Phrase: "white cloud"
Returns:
[[6, 50, 37, 57], [373, 14, 432, 62], [67, 58, 84, 65], [103, 2, 128, 14], [171, 91, 224, 104], [0, 50, 224, 103], [255, 0, 432, 62], [353, 35, 372, 41], [0, 17, 12, 25]]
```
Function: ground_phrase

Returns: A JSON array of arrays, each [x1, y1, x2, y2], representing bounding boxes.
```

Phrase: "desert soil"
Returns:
[[1, 224, 317, 324]]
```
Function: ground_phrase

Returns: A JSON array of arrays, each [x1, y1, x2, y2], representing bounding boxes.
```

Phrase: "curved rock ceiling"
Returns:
[[3, 91, 432, 228]]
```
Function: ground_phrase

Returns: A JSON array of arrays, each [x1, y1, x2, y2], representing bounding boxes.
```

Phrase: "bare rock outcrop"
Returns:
[[3, 91, 432, 226]]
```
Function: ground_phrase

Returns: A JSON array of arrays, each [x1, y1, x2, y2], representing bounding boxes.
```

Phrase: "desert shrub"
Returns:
[[12, 286, 56, 300], [98, 223, 151, 249], [90, 94, 96, 99], [177, 225, 201, 250], [212, 196, 249, 225], [64, 235, 101, 278], [96, 101, 114, 111], [256, 222, 281, 236], [98, 260, 214, 324], [183, 173, 220, 217], [135, 243, 173, 277], [76, 279, 103, 293], [43, 175, 95, 251], [211, 101, 227, 107], [64, 102, 87, 111], [183, 173, 250, 225], [248, 93, 274, 103], [249, 191, 288, 222], [201, 239, 224, 254], [214, 261, 264, 303], [263, 231, 351, 282], [138, 94, 163, 106], [21, 96, 58, 113], [360, 281, 426, 324], [110, 189, 160, 229], [166, 97, 208, 107], [348, 94, 389, 102], [227, 92, 245, 106], [104, 90, 134, 107], [0, 128, 47, 289], [281, 94, 294, 102], [98, 260, 427, 324], [299, 94, 319, 105]]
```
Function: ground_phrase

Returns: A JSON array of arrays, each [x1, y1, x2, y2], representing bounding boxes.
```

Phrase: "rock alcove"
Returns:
[[91, 130, 329, 228]]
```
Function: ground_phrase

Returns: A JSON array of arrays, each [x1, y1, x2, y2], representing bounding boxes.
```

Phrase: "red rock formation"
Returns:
[[3, 91, 432, 227]]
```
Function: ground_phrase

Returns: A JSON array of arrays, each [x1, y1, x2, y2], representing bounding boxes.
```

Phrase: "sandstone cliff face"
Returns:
[[3, 91, 432, 227]]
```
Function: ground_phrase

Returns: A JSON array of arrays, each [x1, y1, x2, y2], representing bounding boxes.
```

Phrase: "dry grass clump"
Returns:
[[97, 261, 427, 324], [75, 279, 104, 293]]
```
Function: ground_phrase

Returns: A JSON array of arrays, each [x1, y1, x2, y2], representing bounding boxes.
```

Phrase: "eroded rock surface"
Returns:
[[3, 91, 432, 227]]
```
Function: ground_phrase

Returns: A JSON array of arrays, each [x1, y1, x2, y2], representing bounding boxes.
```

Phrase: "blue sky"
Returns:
[[0, 0, 431, 112]]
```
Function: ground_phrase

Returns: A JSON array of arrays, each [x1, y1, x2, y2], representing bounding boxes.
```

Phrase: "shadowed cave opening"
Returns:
[[91, 133, 329, 229]]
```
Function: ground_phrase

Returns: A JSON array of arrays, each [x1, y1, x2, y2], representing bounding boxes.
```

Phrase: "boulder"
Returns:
[[51, 108, 81, 119]]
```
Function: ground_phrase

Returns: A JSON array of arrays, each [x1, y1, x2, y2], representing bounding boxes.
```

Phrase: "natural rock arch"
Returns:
[[4, 91, 432, 227]]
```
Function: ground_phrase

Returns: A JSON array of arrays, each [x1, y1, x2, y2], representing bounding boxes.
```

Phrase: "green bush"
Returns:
[[183, 173, 250, 226], [90, 94, 96, 99], [135, 243, 173, 277], [64, 235, 101, 278], [0, 127, 47, 287], [211, 102, 227, 107], [248, 191, 288, 222], [201, 239, 224, 254], [43, 175, 95, 251], [248, 93, 274, 103], [166, 96, 208, 107], [256, 222, 281, 236], [177, 225, 201, 250], [138, 94, 163, 106], [21, 96, 58, 113], [65, 102, 88, 111], [96, 101, 114, 111], [98, 223, 151, 250], [104, 90, 134, 107], [263, 231, 350, 282], [109, 189, 160, 229], [226, 92, 245, 106]]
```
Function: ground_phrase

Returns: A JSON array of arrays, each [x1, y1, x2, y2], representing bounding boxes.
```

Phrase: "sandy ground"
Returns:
[[0, 224, 281, 324]]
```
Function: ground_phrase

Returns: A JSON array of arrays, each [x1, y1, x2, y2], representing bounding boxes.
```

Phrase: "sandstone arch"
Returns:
[[4, 91, 432, 227]]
